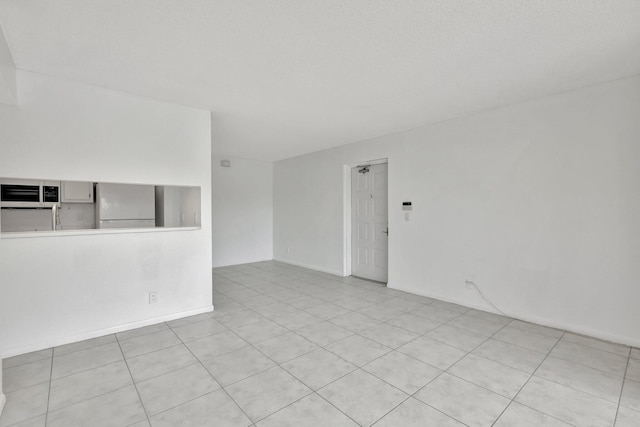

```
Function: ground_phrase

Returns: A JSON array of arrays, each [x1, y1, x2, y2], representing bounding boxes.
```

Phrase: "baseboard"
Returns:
[[212, 257, 273, 269], [1, 305, 213, 359], [273, 258, 344, 277], [0, 392, 6, 418], [391, 283, 640, 348]]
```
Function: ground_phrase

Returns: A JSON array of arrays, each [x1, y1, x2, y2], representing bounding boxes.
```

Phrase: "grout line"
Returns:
[[43, 350, 54, 426], [612, 346, 632, 427], [168, 323, 256, 424], [115, 332, 153, 425], [501, 331, 567, 423]]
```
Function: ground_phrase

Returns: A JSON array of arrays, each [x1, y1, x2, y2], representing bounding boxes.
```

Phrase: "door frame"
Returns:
[[342, 157, 389, 279]]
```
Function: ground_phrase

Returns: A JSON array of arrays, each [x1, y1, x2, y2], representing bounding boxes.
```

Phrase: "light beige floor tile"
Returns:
[[380, 297, 424, 312], [48, 361, 132, 411], [119, 329, 181, 359], [0, 414, 46, 427], [631, 347, 640, 360], [303, 303, 350, 320], [52, 342, 123, 379], [226, 366, 311, 422], [493, 326, 560, 353], [448, 354, 530, 398], [149, 389, 250, 427], [233, 320, 289, 344], [127, 344, 197, 382], [615, 406, 640, 427], [281, 348, 357, 390], [170, 318, 227, 342], [0, 382, 48, 427], [203, 346, 275, 386], [215, 310, 265, 330], [256, 393, 358, 427], [363, 351, 440, 394], [620, 379, 640, 412], [137, 363, 219, 415], [254, 332, 318, 363], [515, 376, 618, 427], [47, 385, 145, 427], [2, 349, 52, 370], [561, 332, 629, 356], [185, 330, 248, 362], [252, 302, 300, 318], [333, 296, 374, 311], [387, 313, 441, 335], [359, 323, 418, 348], [535, 356, 624, 402], [550, 340, 628, 376], [410, 305, 463, 323], [414, 373, 510, 427], [166, 313, 214, 328], [356, 304, 404, 322], [272, 310, 323, 330], [425, 325, 487, 351], [472, 338, 546, 373], [493, 402, 572, 426], [397, 336, 466, 370], [54, 335, 118, 356], [463, 309, 512, 326], [329, 312, 380, 332], [116, 323, 169, 342], [3, 359, 51, 393], [295, 321, 353, 346], [625, 357, 640, 382], [325, 335, 391, 367], [374, 397, 464, 427], [447, 314, 506, 336], [286, 296, 325, 310], [508, 320, 564, 338], [318, 370, 407, 427]]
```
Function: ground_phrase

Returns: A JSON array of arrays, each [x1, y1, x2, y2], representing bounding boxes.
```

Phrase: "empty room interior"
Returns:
[[1, 1, 639, 426]]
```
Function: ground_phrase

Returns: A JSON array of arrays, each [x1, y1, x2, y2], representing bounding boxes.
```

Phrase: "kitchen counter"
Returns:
[[0, 226, 200, 239]]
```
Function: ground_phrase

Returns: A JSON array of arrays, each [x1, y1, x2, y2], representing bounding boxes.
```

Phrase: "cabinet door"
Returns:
[[61, 181, 94, 203]]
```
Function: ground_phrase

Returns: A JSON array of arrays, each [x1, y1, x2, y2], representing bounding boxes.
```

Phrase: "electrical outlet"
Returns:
[[149, 291, 158, 304], [286, 247, 290, 255]]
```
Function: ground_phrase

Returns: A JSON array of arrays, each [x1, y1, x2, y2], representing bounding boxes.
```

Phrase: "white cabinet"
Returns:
[[61, 181, 94, 203]]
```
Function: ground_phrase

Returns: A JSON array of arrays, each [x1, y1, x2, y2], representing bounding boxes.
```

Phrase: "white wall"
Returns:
[[211, 156, 273, 267], [0, 28, 16, 105], [274, 75, 640, 347], [0, 71, 212, 358]]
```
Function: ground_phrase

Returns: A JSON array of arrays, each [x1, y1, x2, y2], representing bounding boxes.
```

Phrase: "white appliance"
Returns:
[[1, 178, 61, 208], [95, 183, 155, 229]]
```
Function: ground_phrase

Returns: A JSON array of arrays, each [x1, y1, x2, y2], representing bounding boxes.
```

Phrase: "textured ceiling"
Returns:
[[1, 1, 640, 161]]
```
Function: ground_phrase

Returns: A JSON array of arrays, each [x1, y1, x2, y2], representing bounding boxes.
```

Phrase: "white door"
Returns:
[[351, 163, 388, 282]]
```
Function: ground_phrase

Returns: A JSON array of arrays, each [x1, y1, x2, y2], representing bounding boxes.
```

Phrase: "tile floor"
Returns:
[[1, 261, 639, 426]]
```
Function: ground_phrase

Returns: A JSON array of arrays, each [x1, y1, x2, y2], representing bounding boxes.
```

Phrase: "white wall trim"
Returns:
[[392, 283, 640, 348], [0, 305, 213, 360], [342, 158, 388, 278], [273, 258, 344, 277]]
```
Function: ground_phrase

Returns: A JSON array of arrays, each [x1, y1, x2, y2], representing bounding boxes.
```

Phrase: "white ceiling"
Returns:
[[1, 1, 639, 161]]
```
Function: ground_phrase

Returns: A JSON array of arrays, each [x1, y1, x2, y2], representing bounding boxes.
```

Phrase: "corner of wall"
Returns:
[[0, 368, 5, 418]]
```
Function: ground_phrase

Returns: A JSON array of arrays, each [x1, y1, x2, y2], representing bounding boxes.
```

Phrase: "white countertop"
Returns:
[[0, 226, 200, 239]]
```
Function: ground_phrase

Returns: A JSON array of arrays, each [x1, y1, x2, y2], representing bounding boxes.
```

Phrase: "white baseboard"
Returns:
[[273, 258, 344, 277], [212, 257, 273, 269], [391, 284, 640, 348], [1, 305, 213, 359], [0, 392, 6, 418]]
